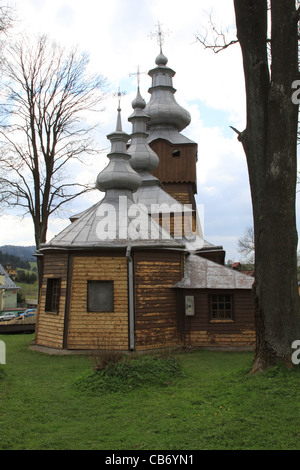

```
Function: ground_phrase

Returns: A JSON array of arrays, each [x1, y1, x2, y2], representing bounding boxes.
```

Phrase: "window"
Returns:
[[210, 294, 232, 320], [87, 281, 114, 312], [45, 278, 61, 313], [172, 149, 180, 157]]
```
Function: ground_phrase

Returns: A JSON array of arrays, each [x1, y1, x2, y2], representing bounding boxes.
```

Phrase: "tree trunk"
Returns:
[[234, 0, 300, 372], [33, 213, 48, 249]]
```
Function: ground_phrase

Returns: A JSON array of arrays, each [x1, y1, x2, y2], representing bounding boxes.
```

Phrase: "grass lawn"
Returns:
[[0, 333, 299, 450], [16, 282, 38, 299]]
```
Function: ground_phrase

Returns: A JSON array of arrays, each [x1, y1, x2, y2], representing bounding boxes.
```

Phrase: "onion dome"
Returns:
[[96, 104, 142, 200], [155, 51, 168, 66], [128, 86, 159, 173], [145, 50, 191, 134]]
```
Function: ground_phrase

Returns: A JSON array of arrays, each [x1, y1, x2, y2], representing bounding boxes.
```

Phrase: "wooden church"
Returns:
[[34, 46, 256, 352]]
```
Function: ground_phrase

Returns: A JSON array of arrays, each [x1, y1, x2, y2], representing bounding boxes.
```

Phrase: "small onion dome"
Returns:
[[155, 51, 168, 66], [128, 87, 159, 173], [131, 88, 146, 109], [96, 107, 142, 194], [96, 154, 142, 193], [145, 53, 191, 132]]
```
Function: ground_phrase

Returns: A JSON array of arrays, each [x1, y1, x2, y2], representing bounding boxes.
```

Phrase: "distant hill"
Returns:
[[0, 245, 36, 262]]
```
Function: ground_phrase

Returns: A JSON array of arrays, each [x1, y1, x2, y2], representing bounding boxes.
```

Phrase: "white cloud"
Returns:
[[0, 215, 35, 246]]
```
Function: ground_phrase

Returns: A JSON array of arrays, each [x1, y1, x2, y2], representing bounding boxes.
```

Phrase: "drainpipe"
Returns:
[[126, 246, 135, 351]]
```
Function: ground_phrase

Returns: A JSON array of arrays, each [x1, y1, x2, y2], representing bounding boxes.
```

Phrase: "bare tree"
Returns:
[[237, 227, 255, 263], [0, 34, 106, 248], [197, 0, 300, 372], [0, 2, 14, 36]]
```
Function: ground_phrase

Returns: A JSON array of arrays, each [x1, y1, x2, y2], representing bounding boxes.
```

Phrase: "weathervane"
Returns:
[[149, 21, 171, 53]]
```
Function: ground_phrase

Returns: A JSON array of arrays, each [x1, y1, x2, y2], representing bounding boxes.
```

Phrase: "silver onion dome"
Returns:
[[96, 105, 142, 196], [145, 51, 191, 133], [128, 86, 159, 173]]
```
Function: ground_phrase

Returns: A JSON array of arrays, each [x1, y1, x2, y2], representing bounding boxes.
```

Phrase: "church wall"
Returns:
[[35, 253, 68, 349], [177, 288, 256, 348], [160, 182, 196, 207], [150, 140, 197, 184], [66, 254, 129, 350], [133, 250, 184, 350]]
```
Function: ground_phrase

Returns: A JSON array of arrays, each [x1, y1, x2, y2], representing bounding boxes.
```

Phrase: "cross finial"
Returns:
[[112, 87, 126, 131], [129, 65, 147, 88], [149, 21, 171, 53], [113, 87, 126, 111]]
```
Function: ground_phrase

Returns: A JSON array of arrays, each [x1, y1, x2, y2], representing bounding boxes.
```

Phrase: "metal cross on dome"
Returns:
[[113, 87, 126, 110], [149, 21, 171, 52], [129, 65, 147, 87]]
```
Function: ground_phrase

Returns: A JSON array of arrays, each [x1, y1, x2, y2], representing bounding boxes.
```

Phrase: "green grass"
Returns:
[[0, 334, 300, 450], [15, 261, 38, 300], [16, 282, 38, 299]]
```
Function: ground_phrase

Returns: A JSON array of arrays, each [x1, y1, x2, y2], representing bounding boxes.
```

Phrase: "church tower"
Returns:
[[145, 45, 198, 209]]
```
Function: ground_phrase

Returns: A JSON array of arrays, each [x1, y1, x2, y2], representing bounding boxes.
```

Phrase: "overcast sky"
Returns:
[[0, 0, 299, 261]]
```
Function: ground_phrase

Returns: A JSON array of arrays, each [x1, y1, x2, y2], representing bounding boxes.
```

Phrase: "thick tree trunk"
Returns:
[[234, 0, 300, 372]]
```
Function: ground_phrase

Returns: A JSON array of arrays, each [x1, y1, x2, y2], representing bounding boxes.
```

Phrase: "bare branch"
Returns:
[[237, 226, 255, 263], [196, 33, 239, 53], [195, 11, 239, 53]]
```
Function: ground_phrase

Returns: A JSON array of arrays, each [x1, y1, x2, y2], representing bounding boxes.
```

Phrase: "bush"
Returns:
[[91, 349, 124, 371], [74, 354, 183, 395]]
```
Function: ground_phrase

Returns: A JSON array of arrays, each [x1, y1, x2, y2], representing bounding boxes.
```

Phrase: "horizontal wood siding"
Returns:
[[178, 289, 256, 347], [67, 255, 128, 350], [161, 182, 196, 207], [35, 253, 68, 349], [134, 250, 183, 350]]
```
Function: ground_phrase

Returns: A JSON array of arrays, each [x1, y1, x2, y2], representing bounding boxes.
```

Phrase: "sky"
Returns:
[[0, 0, 299, 262]]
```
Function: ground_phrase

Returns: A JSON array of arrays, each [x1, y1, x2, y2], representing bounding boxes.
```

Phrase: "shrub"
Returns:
[[74, 353, 183, 395], [92, 349, 124, 371]]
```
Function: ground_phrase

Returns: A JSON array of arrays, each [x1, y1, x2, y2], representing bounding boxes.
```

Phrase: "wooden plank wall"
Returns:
[[150, 140, 197, 187], [161, 182, 196, 206], [150, 213, 196, 240], [35, 253, 68, 349], [67, 255, 128, 350], [134, 250, 184, 350], [178, 289, 256, 347]]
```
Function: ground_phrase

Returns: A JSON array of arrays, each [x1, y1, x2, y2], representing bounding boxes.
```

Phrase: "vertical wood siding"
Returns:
[[150, 140, 197, 187]]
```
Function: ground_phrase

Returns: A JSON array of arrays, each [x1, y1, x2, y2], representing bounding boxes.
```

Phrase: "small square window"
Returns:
[[87, 281, 114, 312], [210, 294, 232, 320], [172, 149, 180, 157], [45, 278, 61, 313]]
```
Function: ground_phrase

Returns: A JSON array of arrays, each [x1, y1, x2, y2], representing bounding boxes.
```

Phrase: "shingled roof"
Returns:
[[0, 264, 20, 290]]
